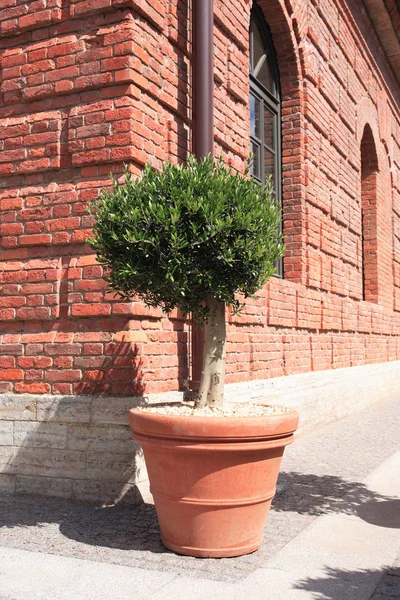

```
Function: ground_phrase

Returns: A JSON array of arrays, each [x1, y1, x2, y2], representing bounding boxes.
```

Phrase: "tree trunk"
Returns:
[[196, 295, 226, 408]]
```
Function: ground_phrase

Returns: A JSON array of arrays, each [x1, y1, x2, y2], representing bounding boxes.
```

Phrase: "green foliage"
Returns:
[[88, 155, 284, 321]]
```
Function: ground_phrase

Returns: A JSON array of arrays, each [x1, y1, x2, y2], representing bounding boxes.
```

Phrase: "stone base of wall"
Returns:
[[0, 360, 398, 505], [226, 360, 400, 434]]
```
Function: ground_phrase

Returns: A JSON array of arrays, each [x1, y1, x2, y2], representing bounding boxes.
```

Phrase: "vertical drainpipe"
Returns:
[[192, 0, 214, 158], [191, 0, 214, 390]]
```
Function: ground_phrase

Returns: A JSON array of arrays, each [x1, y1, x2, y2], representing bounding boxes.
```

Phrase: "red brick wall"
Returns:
[[0, 0, 399, 396]]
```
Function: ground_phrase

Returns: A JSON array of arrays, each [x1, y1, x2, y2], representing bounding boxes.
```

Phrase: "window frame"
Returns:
[[250, 4, 283, 277]]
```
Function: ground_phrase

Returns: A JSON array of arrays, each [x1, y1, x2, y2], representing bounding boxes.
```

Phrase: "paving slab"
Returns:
[[1, 442, 399, 600], [0, 546, 177, 600], [150, 450, 400, 600], [370, 566, 400, 600], [0, 395, 399, 599]]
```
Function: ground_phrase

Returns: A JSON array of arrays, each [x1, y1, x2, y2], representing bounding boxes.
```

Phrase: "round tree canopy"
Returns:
[[89, 155, 284, 321]]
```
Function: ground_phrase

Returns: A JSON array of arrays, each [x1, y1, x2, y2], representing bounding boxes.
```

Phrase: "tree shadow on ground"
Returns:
[[273, 471, 394, 517], [0, 495, 165, 554], [60, 502, 164, 552], [357, 499, 400, 529], [0, 471, 396, 556], [293, 565, 400, 600]]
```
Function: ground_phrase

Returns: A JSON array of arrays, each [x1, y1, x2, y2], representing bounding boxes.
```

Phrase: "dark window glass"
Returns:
[[250, 139, 261, 180], [264, 148, 275, 184], [252, 25, 274, 91], [263, 106, 275, 149], [250, 4, 282, 277], [250, 95, 261, 139]]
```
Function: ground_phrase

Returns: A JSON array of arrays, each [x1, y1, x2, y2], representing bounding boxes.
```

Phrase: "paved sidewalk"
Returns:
[[0, 395, 399, 599]]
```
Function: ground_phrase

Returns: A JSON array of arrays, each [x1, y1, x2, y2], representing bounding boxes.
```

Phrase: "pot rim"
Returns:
[[129, 403, 299, 441]]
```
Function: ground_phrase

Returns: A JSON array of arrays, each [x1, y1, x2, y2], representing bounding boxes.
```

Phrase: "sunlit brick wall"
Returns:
[[0, 0, 399, 396]]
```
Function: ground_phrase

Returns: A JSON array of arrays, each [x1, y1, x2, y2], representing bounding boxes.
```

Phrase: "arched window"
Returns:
[[360, 125, 379, 302], [250, 3, 282, 276]]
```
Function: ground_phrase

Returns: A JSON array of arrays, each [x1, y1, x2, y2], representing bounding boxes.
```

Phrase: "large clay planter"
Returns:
[[129, 405, 299, 558]]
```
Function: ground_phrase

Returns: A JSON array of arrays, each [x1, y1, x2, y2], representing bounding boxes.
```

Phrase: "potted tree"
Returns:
[[89, 156, 299, 558]]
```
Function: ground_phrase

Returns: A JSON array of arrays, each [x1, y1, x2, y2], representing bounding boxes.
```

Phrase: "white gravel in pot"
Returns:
[[136, 403, 292, 417]]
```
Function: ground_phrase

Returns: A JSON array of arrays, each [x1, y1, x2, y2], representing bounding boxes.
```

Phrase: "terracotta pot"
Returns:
[[129, 405, 299, 558]]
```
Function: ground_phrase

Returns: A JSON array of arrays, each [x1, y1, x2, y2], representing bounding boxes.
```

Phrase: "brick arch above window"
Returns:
[[356, 96, 380, 148]]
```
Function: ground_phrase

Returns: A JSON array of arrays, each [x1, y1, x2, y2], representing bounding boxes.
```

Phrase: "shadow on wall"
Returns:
[[1, 388, 150, 507], [1, 341, 149, 506], [74, 340, 146, 398], [1, 305, 190, 505]]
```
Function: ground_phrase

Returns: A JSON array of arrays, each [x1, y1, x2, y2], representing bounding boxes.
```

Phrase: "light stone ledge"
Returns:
[[0, 446, 17, 470], [0, 360, 398, 504], [15, 474, 73, 499], [85, 450, 145, 483], [1, 391, 183, 425], [72, 479, 147, 505], [0, 421, 13, 445], [66, 424, 136, 453], [0, 395, 36, 421], [226, 360, 400, 433], [9, 475, 149, 505], [13, 422, 68, 449], [0, 447, 86, 480], [36, 396, 92, 424]]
